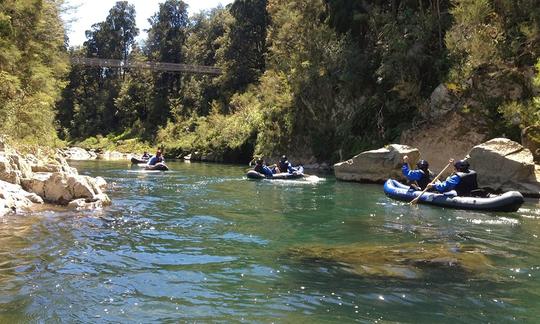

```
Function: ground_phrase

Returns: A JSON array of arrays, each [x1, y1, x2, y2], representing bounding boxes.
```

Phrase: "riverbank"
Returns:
[[0, 140, 110, 216]]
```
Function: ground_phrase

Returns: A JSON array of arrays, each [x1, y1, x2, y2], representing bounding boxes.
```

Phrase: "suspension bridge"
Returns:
[[70, 57, 222, 75]]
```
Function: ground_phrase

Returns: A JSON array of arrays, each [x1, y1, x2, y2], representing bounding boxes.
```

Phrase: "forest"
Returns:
[[1, 0, 539, 163]]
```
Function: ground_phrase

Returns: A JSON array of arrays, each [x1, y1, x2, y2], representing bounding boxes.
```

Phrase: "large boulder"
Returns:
[[21, 172, 111, 205], [522, 125, 540, 163], [0, 180, 43, 217], [63, 147, 95, 161], [334, 144, 420, 182], [425, 84, 459, 119], [468, 138, 540, 196]]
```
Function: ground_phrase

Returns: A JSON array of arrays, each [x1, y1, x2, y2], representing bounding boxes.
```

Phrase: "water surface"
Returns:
[[0, 160, 539, 322]]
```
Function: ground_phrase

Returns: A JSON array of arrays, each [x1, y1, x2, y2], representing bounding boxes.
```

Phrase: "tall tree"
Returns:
[[145, 0, 189, 129], [60, 1, 138, 139], [0, 0, 68, 145], [218, 0, 269, 107]]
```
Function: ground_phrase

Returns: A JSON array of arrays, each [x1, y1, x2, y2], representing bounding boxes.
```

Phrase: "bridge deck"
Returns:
[[70, 57, 221, 75]]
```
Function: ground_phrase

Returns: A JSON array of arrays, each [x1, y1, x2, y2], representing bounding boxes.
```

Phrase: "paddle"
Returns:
[[409, 160, 453, 205]]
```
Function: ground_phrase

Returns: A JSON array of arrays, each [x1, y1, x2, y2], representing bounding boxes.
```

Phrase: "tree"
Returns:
[[60, 1, 138, 139], [218, 0, 269, 107], [145, 0, 189, 129], [0, 0, 68, 145]]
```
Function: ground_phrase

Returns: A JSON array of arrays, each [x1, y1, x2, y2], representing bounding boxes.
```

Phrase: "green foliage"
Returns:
[[0, 0, 68, 146], [446, 0, 503, 82], [54, 0, 540, 163], [76, 132, 153, 153], [217, 0, 269, 105], [499, 60, 540, 129]]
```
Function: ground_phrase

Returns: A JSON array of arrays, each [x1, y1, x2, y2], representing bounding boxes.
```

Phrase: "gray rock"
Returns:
[[334, 144, 420, 182], [468, 138, 540, 196]]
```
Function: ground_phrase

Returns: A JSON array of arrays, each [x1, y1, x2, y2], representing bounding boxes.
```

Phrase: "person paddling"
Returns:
[[402, 155, 432, 190], [428, 159, 479, 196]]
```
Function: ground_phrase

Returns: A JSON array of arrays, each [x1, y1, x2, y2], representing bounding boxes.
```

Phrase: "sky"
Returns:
[[63, 0, 233, 47]]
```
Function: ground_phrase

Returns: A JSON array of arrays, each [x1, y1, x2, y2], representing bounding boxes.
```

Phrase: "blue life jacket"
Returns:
[[148, 156, 164, 166]]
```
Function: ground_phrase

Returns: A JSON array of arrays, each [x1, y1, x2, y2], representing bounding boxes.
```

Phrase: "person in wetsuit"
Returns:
[[402, 155, 431, 190], [429, 159, 479, 196]]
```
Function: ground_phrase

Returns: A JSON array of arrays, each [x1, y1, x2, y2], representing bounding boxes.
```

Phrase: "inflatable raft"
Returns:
[[246, 166, 305, 180], [384, 179, 524, 212], [131, 157, 149, 164], [144, 163, 169, 171]]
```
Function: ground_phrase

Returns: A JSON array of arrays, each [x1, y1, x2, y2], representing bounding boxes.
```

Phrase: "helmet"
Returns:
[[256, 158, 263, 165], [280, 155, 287, 162], [416, 160, 429, 170], [454, 160, 470, 171]]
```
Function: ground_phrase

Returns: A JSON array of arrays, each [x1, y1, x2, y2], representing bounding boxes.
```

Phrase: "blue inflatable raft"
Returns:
[[384, 179, 524, 212], [246, 166, 305, 180]]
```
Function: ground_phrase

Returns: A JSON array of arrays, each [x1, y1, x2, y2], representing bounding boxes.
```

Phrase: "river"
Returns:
[[0, 160, 539, 322]]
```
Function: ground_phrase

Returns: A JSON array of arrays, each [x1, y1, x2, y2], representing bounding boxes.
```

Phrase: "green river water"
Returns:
[[1, 160, 540, 323]]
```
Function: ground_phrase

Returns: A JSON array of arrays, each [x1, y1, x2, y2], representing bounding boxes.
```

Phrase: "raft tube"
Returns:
[[144, 163, 169, 171], [246, 166, 305, 180], [383, 179, 524, 212], [131, 157, 149, 164]]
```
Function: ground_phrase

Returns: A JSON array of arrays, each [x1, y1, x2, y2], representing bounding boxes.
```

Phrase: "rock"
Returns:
[[522, 125, 540, 163], [0, 179, 43, 216], [334, 144, 419, 182], [7, 154, 33, 179], [63, 147, 95, 161], [67, 198, 107, 210], [288, 243, 492, 280], [54, 154, 78, 175], [94, 176, 107, 190], [468, 138, 540, 196], [22, 172, 111, 205], [0, 154, 21, 184], [98, 151, 131, 160], [426, 84, 458, 119], [401, 112, 488, 172]]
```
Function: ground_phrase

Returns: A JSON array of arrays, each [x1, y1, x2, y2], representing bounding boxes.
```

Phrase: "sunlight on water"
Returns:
[[0, 160, 538, 322]]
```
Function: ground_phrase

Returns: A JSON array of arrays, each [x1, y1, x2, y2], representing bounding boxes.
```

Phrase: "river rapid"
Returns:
[[0, 160, 539, 322]]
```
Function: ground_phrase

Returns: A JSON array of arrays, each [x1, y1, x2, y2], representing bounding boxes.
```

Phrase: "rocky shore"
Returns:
[[0, 141, 111, 217], [334, 138, 540, 197]]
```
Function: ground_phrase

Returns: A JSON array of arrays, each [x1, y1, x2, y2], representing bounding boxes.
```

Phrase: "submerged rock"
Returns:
[[334, 144, 419, 183], [288, 243, 492, 280], [468, 138, 540, 197]]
